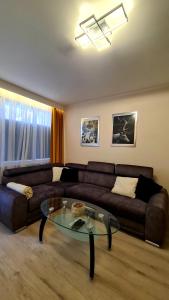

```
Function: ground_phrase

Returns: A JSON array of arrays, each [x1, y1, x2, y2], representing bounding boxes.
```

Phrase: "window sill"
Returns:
[[1, 158, 50, 168]]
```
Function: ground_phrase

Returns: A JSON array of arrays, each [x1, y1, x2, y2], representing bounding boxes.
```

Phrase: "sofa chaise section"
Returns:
[[0, 163, 65, 231], [0, 186, 28, 231]]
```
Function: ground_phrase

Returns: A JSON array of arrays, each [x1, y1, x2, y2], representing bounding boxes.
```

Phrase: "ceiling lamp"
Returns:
[[75, 3, 128, 51]]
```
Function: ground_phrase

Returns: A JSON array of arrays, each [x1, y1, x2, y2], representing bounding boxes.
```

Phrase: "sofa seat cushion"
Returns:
[[65, 183, 109, 203], [100, 192, 146, 223], [29, 184, 64, 212]]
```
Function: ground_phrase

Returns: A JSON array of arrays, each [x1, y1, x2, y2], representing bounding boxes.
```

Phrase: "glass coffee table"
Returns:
[[39, 197, 120, 279]]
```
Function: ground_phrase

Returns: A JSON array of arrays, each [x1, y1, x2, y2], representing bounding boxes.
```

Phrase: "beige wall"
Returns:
[[64, 89, 169, 191]]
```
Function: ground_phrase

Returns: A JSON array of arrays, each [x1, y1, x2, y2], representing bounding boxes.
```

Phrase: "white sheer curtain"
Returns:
[[0, 96, 51, 180]]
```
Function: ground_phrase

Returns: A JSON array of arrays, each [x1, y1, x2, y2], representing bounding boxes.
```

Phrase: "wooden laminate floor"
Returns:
[[0, 220, 169, 300]]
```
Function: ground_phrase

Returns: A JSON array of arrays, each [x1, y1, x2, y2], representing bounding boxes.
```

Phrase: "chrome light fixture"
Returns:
[[75, 3, 128, 51]]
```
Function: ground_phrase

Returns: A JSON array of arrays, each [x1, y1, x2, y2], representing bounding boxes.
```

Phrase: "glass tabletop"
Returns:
[[40, 197, 120, 237]]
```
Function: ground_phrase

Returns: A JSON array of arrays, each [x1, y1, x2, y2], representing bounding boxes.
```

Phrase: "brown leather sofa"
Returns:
[[0, 161, 168, 247]]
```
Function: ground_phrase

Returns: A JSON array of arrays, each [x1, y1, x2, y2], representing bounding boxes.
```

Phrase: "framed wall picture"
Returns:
[[81, 117, 100, 147], [112, 112, 137, 146]]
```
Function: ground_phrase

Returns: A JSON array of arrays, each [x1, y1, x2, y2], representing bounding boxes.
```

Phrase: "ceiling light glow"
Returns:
[[75, 33, 91, 49], [75, 3, 128, 51]]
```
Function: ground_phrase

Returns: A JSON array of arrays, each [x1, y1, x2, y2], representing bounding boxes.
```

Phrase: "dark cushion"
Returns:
[[78, 170, 116, 189], [100, 192, 146, 223], [87, 161, 115, 174], [135, 175, 162, 202], [29, 184, 64, 211], [60, 168, 78, 182], [115, 164, 153, 179], [64, 183, 109, 203]]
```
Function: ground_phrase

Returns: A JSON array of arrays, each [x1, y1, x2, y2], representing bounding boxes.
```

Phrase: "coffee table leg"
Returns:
[[89, 232, 95, 279], [106, 219, 112, 250], [39, 215, 47, 242]]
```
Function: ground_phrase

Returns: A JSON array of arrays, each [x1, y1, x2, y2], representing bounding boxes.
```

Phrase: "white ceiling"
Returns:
[[0, 0, 169, 105]]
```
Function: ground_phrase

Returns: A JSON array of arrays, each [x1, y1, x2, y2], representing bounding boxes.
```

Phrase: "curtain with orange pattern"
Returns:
[[50, 108, 64, 163]]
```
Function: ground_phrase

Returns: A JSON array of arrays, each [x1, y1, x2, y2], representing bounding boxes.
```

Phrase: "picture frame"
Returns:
[[112, 112, 137, 147], [81, 117, 100, 147]]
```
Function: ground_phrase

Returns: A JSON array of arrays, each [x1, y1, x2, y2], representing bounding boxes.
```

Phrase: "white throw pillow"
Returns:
[[111, 176, 138, 198], [52, 167, 63, 182]]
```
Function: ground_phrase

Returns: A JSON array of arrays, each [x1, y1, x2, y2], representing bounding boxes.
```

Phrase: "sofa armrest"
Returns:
[[145, 189, 169, 246], [0, 186, 28, 231]]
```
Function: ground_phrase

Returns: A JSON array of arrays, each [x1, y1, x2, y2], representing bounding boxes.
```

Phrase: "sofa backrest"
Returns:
[[115, 164, 153, 179], [65, 162, 116, 189], [67, 161, 153, 189], [79, 170, 116, 189], [87, 161, 115, 174], [2, 161, 154, 188], [2, 163, 63, 186], [65, 163, 86, 170], [76, 162, 115, 189]]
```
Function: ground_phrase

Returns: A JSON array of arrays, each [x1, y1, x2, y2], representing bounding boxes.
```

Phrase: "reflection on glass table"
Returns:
[[39, 197, 120, 279]]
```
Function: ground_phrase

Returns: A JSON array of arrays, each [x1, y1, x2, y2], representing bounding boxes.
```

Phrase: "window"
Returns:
[[0, 94, 52, 164]]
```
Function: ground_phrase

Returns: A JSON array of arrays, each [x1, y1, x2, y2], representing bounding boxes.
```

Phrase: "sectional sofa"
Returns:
[[0, 161, 168, 246]]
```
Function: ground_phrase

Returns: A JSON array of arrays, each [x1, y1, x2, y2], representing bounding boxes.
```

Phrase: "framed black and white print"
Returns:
[[112, 112, 137, 146], [81, 117, 100, 147]]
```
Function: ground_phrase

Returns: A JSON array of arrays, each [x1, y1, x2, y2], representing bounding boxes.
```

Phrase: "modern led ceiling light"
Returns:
[[75, 3, 128, 51]]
